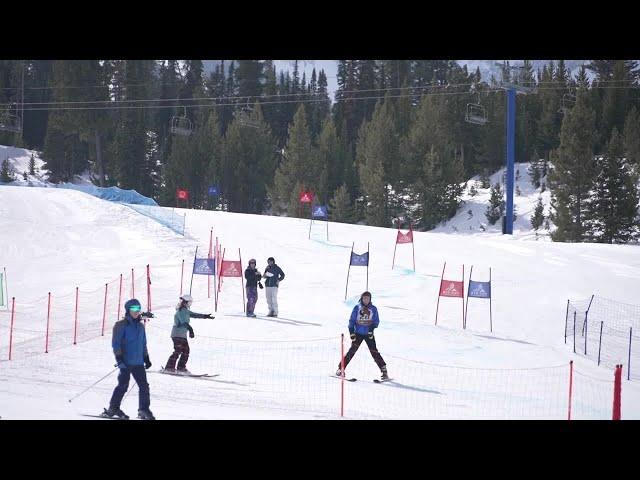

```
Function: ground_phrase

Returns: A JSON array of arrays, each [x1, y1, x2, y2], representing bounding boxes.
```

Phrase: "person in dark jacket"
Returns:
[[336, 291, 388, 381], [164, 294, 214, 374], [104, 298, 155, 420], [244, 259, 262, 317], [263, 257, 285, 317]]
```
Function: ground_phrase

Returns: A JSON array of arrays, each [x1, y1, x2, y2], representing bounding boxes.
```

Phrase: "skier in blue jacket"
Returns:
[[336, 291, 388, 380], [104, 298, 155, 420]]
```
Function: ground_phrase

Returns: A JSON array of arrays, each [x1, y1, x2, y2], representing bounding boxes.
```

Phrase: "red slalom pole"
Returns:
[[567, 361, 574, 421], [613, 364, 622, 420], [73, 287, 79, 345], [101, 283, 108, 336], [45, 292, 51, 353], [146, 264, 151, 312], [435, 262, 446, 326], [208, 228, 213, 299], [117, 274, 123, 322], [461, 264, 465, 329], [239, 248, 245, 313], [180, 259, 184, 297], [341, 333, 345, 418], [9, 297, 15, 360]]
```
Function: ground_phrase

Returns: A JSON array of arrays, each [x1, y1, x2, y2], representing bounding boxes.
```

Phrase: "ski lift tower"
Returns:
[[495, 61, 536, 235]]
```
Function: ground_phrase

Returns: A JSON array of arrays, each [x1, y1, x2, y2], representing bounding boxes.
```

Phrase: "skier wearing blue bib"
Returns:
[[336, 291, 388, 381]]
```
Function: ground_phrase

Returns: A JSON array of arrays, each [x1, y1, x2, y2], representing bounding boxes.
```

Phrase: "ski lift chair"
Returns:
[[170, 108, 193, 136], [558, 94, 576, 115], [234, 106, 259, 129], [0, 114, 22, 134], [465, 103, 488, 125]]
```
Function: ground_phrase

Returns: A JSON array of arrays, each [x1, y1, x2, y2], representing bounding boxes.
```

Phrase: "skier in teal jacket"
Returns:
[[164, 294, 214, 374]]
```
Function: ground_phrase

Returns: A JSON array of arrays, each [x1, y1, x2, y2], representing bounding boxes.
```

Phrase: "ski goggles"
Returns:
[[129, 305, 142, 312]]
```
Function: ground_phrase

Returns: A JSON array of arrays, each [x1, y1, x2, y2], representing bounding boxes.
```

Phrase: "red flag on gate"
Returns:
[[439, 280, 463, 298], [220, 260, 242, 277], [396, 230, 413, 244], [299, 191, 313, 203], [176, 189, 189, 200]]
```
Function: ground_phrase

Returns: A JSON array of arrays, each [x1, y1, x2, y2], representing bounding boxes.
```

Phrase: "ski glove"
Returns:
[[142, 311, 154, 318], [187, 325, 195, 338], [258, 282, 264, 289], [350, 332, 357, 342], [206, 314, 215, 319], [115, 355, 127, 370], [368, 331, 374, 340], [144, 355, 152, 370]]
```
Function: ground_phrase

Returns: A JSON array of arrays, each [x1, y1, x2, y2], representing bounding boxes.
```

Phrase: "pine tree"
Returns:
[[271, 104, 318, 216], [485, 183, 504, 225], [585, 128, 639, 243], [329, 184, 355, 223], [316, 116, 342, 203], [356, 97, 398, 227], [28, 153, 36, 176], [22, 60, 53, 150], [42, 60, 104, 183], [221, 104, 276, 213], [357, 120, 387, 227], [0, 159, 13, 182], [548, 87, 597, 242], [623, 107, 640, 168], [110, 60, 156, 197], [536, 62, 562, 162], [200, 109, 223, 209], [531, 196, 545, 232]]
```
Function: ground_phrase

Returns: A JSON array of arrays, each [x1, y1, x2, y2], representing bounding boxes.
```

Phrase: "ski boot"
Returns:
[[137, 408, 156, 420], [102, 406, 129, 419], [176, 368, 191, 375], [380, 367, 389, 381]]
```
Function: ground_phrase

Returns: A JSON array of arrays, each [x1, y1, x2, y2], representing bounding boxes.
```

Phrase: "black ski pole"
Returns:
[[68, 367, 118, 403]]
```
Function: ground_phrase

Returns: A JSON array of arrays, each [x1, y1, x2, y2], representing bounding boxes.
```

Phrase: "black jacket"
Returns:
[[263, 264, 285, 288], [244, 267, 262, 287]]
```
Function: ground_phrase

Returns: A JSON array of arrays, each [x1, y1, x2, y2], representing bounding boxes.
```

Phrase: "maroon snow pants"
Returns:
[[165, 337, 190, 370], [339, 334, 386, 370]]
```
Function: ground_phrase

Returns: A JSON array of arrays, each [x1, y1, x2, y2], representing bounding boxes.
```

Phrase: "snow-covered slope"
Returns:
[[0, 145, 49, 186], [1, 176, 639, 419], [433, 162, 552, 239]]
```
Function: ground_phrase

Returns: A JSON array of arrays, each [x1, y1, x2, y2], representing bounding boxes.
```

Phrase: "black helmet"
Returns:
[[267, 257, 275, 263]]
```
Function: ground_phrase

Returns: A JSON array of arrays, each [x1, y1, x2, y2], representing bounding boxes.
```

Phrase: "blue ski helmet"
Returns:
[[124, 298, 142, 314]]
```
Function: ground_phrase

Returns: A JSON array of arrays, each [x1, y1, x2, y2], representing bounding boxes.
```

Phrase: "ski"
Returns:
[[80, 414, 129, 420], [373, 378, 393, 383], [330, 375, 357, 382], [157, 368, 218, 378]]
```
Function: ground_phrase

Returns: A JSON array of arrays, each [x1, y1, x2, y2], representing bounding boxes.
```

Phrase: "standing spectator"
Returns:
[[263, 257, 285, 317], [245, 258, 263, 317]]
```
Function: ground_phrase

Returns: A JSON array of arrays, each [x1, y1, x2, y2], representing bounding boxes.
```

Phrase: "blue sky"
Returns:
[[273, 60, 339, 98], [205, 60, 593, 102]]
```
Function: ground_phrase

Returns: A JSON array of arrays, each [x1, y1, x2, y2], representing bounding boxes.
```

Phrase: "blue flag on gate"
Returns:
[[312, 205, 328, 219], [468, 280, 491, 299], [193, 258, 216, 275], [350, 251, 369, 266], [208, 185, 219, 196]]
